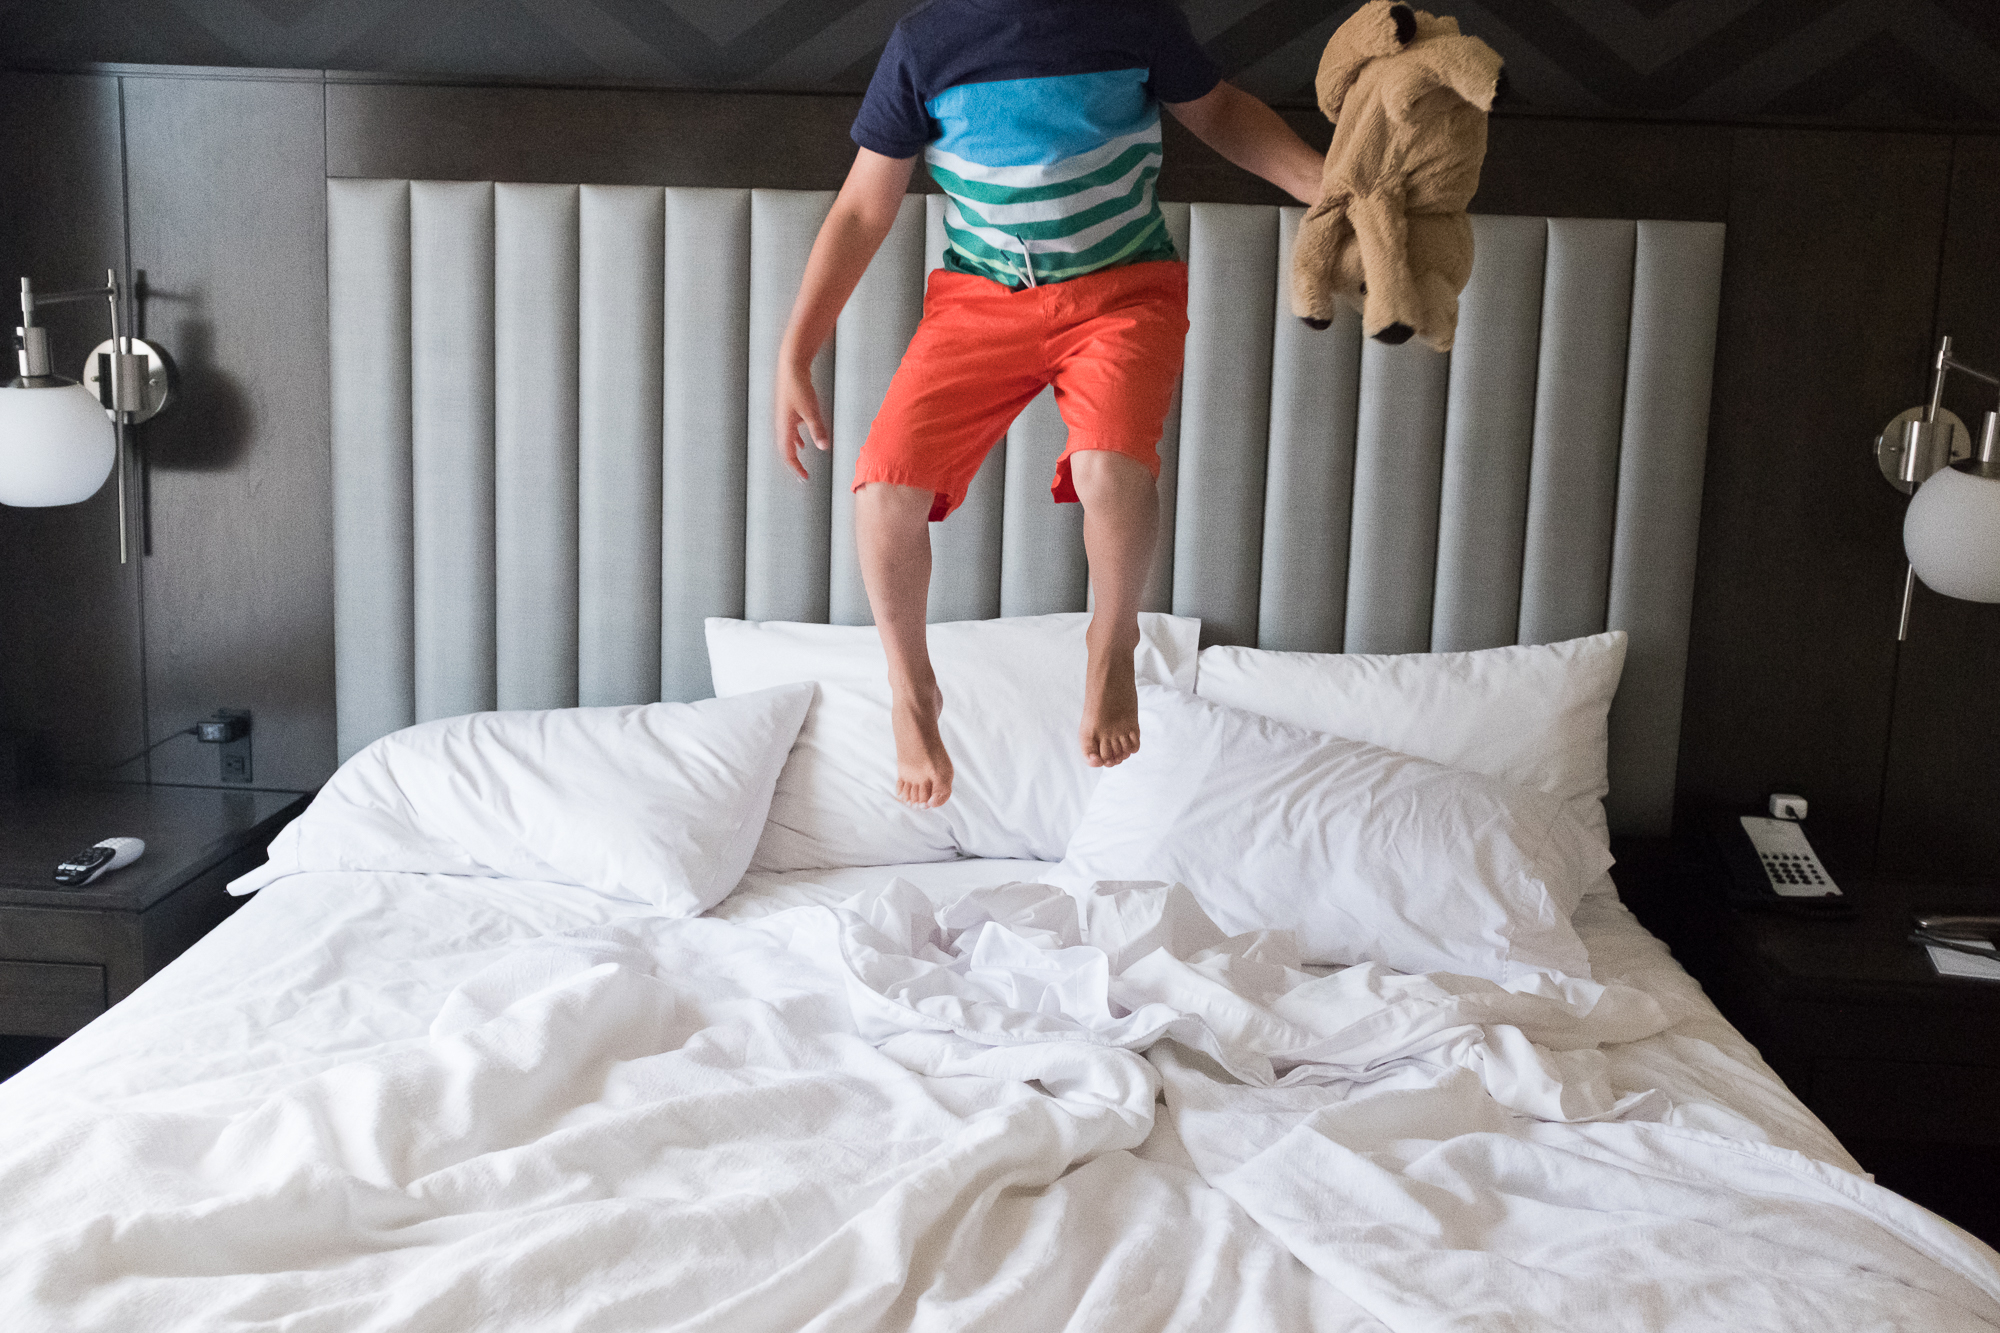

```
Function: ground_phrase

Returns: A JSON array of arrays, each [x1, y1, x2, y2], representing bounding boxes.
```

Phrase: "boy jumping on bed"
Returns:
[[774, 0, 1323, 808]]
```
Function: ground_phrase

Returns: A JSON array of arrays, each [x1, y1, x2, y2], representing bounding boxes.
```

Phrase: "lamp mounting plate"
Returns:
[[1876, 407, 1970, 494], [79, 337, 172, 423]]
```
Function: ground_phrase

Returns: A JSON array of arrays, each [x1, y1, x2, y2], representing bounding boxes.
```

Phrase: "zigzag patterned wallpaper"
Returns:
[[2, 0, 1996, 124]]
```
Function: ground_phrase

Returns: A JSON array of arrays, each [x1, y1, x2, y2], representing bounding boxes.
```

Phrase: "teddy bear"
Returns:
[[1291, 2, 1503, 352]]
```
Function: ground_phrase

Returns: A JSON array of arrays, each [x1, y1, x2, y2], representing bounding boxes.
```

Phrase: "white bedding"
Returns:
[[3, 860, 1996, 1331]]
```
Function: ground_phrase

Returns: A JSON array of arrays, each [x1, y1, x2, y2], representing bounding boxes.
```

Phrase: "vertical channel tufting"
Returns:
[[329, 187, 1726, 835], [830, 195, 927, 626], [1518, 219, 1635, 646], [410, 180, 497, 722], [1000, 388, 1088, 615], [922, 192, 1007, 623], [1174, 203, 1278, 647], [328, 179, 414, 760], [1344, 339, 1450, 653], [662, 188, 752, 701], [1606, 220, 1726, 836], [745, 190, 836, 625], [1431, 215, 1547, 652], [579, 185, 665, 706], [1260, 206, 1362, 653], [1143, 201, 1193, 614], [494, 183, 581, 711]]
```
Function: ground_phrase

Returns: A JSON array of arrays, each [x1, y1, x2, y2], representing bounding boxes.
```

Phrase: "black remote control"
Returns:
[[54, 846, 117, 886]]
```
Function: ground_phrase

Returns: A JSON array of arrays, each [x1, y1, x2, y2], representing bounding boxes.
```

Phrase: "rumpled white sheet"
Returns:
[[3, 875, 1997, 1331]]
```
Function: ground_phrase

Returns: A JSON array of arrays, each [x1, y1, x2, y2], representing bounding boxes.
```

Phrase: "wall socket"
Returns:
[[214, 709, 252, 784]]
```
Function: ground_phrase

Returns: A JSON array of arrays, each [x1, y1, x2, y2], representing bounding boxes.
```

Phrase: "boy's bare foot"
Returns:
[[891, 681, 953, 808], [1080, 627, 1142, 768]]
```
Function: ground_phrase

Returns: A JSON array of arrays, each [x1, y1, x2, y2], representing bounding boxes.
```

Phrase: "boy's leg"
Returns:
[[851, 270, 1048, 807], [855, 480, 954, 808], [1068, 449, 1158, 768]]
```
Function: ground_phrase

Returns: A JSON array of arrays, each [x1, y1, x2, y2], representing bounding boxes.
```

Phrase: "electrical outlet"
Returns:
[[216, 709, 252, 784]]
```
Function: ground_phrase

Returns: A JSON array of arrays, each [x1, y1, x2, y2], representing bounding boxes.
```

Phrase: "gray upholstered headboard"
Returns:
[[327, 182, 1724, 837]]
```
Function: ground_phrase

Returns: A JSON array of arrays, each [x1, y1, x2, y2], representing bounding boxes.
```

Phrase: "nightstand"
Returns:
[[0, 784, 310, 1040], [1614, 835, 2000, 1247]]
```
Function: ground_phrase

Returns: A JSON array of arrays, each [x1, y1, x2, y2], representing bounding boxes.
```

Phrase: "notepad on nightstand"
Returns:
[[1925, 938, 2000, 981]]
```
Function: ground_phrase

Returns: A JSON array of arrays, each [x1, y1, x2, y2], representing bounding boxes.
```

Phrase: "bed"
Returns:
[[2, 188, 1997, 1330]]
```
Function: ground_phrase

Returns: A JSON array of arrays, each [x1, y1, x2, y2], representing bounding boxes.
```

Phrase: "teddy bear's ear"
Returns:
[[1439, 34, 1507, 113], [1390, 32, 1506, 118], [1316, 1, 1418, 123]]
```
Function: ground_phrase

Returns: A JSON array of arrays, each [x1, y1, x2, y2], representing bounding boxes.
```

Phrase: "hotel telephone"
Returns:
[[1706, 795, 1848, 913]]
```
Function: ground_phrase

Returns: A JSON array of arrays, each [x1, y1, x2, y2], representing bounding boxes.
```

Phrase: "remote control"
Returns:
[[53, 837, 146, 887], [1738, 816, 1839, 898]]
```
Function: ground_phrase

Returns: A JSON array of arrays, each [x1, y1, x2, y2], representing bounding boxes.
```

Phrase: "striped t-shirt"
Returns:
[[851, 0, 1221, 288]]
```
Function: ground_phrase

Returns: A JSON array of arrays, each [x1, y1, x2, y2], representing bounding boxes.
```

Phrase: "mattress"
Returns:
[[2, 860, 1991, 1331]]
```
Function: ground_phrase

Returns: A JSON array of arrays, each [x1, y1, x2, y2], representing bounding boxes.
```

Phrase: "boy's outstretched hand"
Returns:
[[774, 363, 830, 482]]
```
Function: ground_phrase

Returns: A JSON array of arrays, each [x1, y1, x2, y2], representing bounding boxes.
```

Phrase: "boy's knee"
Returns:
[[1067, 448, 1155, 494]]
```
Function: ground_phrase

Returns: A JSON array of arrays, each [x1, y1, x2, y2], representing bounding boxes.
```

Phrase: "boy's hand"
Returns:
[[770, 147, 917, 483], [774, 361, 830, 482]]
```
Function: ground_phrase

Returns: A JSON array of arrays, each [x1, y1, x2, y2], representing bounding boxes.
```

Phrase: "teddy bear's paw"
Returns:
[[1371, 322, 1416, 345], [1300, 316, 1333, 331], [1390, 4, 1416, 45]]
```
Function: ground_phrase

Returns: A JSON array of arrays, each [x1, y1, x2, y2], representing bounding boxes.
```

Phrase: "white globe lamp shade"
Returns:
[[0, 382, 115, 507], [1905, 463, 2000, 603]]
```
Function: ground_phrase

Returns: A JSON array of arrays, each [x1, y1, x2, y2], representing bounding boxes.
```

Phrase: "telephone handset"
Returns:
[[1735, 816, 1840, 898], [1705, 805, 1848, 912]]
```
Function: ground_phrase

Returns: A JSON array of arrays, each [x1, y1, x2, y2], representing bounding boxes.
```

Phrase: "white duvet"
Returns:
[[3, 859, 1998, 1330]]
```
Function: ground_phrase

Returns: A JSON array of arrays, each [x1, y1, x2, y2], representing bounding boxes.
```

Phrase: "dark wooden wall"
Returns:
[[0, 67, 334, 795], [2, 64, 1997, 881]]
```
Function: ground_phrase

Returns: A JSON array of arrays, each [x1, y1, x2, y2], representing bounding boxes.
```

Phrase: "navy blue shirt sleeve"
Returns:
[[852, 27, 933, 158], [1148, 3, 1222, 103]]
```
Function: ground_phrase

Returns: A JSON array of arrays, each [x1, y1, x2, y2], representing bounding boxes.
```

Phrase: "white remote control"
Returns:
[[1739, 816, 1840, 897]]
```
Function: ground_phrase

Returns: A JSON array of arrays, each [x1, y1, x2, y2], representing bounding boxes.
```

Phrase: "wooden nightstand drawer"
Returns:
[[0, 906, 121, 965], [0, 960, 106, 1037], [1814, 1058, 2000, 1147], [0, 785, 311, 1040]]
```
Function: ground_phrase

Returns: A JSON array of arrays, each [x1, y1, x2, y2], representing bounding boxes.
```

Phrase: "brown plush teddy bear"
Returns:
[[1292, 2, 1503, 352]]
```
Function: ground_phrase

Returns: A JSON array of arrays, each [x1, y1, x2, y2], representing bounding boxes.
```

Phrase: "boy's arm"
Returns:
[[775, 147, 918, 481], [1166, 82, 1324, 206]]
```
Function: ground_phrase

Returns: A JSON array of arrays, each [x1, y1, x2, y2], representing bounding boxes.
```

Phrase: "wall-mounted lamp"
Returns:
[[1875, 334, 2000, 640], [1, 271, 173, 561]]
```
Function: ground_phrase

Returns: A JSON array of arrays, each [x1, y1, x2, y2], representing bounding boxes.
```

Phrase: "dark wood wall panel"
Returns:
[[1676, 130, 1955, 873], [0, 72, 144, 783], [1877, 135, 2000, 879], [1474, 119, 1733, 221], [327, 83, 872, 190], [122, 72, 335, 791]]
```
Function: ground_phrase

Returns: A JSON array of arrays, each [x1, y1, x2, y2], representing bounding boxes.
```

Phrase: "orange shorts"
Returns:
[[853, 260, 1190, 521]]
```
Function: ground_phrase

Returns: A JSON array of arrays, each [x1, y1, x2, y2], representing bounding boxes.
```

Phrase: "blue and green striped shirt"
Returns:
[[852, 0, 1221, 288]]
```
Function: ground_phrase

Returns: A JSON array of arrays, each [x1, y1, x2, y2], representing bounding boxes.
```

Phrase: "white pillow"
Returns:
[[1055, 685, 1611, 985], [1195, 632, 1626, 893], [706, 612, 1200, 870], [230, 685, 813, 915]]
